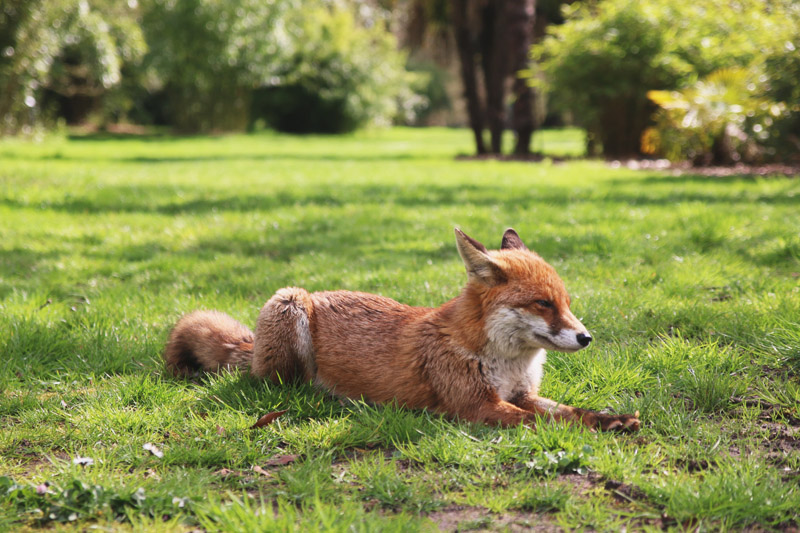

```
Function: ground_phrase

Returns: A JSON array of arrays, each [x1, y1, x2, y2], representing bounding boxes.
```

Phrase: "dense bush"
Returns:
[[761, 32, 800, 159], [1, 0, 422, 135], [532, 0, 800, 160], [532, 0, 691, 157], [0, 0, 144, 135], [252, 5, 421, 134], [644, 4, 800, 164], [644, 68, 787, 164], [139, 0, 289, 133]]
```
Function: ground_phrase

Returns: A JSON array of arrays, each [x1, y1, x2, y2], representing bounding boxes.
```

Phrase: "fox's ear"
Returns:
[[454, 228, 506, 285], [501, 228, 529, 251]]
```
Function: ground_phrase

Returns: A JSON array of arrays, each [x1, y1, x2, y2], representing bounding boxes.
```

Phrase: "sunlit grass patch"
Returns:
[[635, 456, 800, 529], [1, 127, 799, 530]]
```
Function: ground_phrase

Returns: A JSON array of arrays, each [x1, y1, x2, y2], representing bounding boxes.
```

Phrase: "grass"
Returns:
[[1, 126, 799, 531]]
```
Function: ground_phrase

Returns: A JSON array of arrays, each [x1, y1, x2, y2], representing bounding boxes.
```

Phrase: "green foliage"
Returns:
[[531, 0, 693, 156], [0, 476, 148, 524], [256, 4, 419, 133], [0, 0, 145, 135], [523, 446, 593, 477], [196, 494, 429, 532], [645, 68, 789, 164], [533, 0, 800, 159], [2, 0, 419, 135], [761, 16, 800, 157], [139, 0, 289, 133]]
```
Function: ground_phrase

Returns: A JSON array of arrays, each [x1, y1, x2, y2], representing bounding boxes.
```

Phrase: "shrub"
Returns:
[[531, 0, 693, 157], [139, 0, 289, 133], [645, 68, 788, 164], [761, 26, 800, 158], [532, 0, 800, 159], [401, 58, 451, 126], [254, 5, 420, 134], [0, 0, 144, 135]]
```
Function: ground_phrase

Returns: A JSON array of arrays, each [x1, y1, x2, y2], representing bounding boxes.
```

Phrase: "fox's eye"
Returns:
[[534, 300, 554, 308]]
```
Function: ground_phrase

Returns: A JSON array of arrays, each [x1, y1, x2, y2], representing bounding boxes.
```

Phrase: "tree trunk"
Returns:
[[451, 0, 487, 154], [507, 0, 536, 155], [480, 0, 508, 154], [598, 97, 649, 159]]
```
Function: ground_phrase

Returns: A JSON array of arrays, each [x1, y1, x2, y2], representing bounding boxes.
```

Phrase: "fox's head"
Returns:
[[455, 228, 592, 355]]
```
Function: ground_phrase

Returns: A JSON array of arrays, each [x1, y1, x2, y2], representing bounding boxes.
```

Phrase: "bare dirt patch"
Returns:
[[427, 505, 561, 532]]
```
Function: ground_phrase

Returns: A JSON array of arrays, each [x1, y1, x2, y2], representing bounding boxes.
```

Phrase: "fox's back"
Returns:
[[309, 290, 438, 405]]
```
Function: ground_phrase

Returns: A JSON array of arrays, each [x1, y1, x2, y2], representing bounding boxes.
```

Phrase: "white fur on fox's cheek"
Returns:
[[486, 307, 587, 354], [486, 308, 560, 355], [485, 308, 530, 357]]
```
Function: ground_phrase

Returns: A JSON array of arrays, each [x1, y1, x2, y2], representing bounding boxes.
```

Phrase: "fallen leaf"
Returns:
[[250, 409, 288, 429], [143, 442, 164, 458], [213, 468, 234, 477], [252, 465, 271, 476], [264, 454, 298, 466], [216, 425, 225, 436]]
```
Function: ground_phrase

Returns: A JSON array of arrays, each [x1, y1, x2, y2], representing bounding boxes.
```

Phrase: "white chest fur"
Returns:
[[482, 349, 546, 401]]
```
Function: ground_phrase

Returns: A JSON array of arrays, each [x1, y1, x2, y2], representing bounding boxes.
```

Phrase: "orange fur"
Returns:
[[163, 228, 640, 431]]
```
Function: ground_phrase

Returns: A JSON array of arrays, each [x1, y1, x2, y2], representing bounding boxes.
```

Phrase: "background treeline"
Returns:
[[1, 0, 798, 163], [0, 0, 429, 136]]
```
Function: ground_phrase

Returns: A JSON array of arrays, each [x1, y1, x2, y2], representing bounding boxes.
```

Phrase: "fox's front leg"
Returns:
[[512, 394, 640, 432], [462, 399, 540, 427]]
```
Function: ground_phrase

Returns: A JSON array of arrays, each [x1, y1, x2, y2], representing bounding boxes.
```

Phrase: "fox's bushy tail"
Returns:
[[164, 310, 254, 376]]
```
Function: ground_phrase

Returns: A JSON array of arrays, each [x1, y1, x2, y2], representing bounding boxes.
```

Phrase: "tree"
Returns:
[[506, 0, 537, 155], [450, 0, 537, 155]]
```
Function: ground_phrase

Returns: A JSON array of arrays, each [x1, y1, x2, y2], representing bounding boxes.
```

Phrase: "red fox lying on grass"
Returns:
[[165, 228, 640, 432]]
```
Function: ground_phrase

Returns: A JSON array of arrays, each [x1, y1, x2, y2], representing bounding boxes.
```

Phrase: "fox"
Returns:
[[164, 228, 640, 432]]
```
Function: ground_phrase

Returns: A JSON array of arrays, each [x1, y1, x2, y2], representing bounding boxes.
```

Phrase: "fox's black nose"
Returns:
[[576, 333, 592, 347]]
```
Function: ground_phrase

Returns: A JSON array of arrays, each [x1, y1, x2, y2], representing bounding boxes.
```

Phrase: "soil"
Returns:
[[609, 159, 800, 177], [457, 153, 800, 177], [427, 505, 562, 532]]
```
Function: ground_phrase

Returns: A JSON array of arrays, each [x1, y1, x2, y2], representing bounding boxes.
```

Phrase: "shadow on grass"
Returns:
[[190, 371, 440, 452], [3, 176, 799, 219], [64, 131, 359, 143], [3, 173, 798, 299], [0, 150, 435, 164], [0, 212, 614, 286]]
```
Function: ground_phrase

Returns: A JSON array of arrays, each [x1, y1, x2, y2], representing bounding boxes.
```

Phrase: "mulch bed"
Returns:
[[457, 153, 800, 177], [610, 159, 800, 177]]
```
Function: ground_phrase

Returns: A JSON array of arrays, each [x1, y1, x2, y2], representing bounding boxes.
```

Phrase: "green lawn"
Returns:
[[1, 127, 798, 531]]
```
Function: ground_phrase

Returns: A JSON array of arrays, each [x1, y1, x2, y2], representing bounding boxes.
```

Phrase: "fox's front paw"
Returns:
[[584, 410, 641, 432]]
